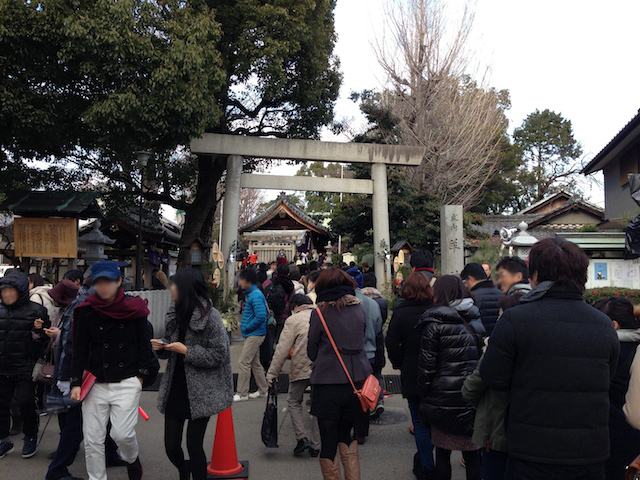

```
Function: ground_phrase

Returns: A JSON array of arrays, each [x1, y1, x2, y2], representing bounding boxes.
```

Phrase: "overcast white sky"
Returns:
[[266, 0, 640, 207]]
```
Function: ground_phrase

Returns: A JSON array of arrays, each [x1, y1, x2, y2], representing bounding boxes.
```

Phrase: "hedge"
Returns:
[[584, 287, 640, 305]]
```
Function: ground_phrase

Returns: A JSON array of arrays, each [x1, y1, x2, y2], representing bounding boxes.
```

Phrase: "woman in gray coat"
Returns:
[[151, 269, 233, 480]]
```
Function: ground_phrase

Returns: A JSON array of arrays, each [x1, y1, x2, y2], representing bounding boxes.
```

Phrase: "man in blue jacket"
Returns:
[[234, 269, 269, 402]]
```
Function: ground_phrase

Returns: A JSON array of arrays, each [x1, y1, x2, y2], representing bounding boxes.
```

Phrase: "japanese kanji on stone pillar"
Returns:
[[440, 205, 464, 275]]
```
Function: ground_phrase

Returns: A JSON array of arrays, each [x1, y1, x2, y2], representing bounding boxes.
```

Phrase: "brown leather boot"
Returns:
[[319, 454, 342, 480], [338, 441, 360, 480]]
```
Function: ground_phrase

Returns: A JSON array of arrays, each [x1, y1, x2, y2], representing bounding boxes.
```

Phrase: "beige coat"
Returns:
[[266, 304, 313, 383]]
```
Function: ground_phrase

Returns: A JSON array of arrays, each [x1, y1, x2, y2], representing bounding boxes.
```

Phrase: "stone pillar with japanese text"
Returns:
[[440, 205, 464, 276]]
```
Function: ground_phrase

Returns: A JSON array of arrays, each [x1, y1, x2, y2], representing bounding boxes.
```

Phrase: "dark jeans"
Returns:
[[165, 416, 210, 480], [505, 457, 605, 480], [0, 375, 38, 439], [407, 396, 435, 472], [481, 449, 508, 480], [47, 407, 82, 480]]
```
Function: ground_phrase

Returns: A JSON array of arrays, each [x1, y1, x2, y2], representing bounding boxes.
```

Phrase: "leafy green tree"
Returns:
[[471, 135, 524, 214], [513, 109, 583, 201], [0, 0, 341, 266], [295, 162, 344, 214], [260, 194, 303, 210], [330, 168, 441, 248]]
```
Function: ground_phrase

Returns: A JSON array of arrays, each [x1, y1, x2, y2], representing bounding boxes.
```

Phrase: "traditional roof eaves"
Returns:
[[527, 197, 604, 229], [239, 193, 330, 236], [518, 191, 572, 214], [582, 109, 640, 174], [1, 191, 103, 219]]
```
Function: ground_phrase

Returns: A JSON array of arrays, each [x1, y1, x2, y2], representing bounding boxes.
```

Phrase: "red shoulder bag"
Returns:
[[315, 307, 380, 412]]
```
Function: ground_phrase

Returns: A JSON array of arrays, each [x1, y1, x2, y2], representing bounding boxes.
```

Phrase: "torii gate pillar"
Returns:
[[220, 155, 242, 297], [371, 163, 392, 286]]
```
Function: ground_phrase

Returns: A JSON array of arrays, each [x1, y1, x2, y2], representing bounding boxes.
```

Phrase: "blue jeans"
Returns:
[[46, 406, 82, 480], [505, 457, 605, 480], [407, 396, 435, 472], [481, 449, 508, 480]]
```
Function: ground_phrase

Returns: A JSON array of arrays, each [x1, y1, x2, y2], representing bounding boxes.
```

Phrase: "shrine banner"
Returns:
[[14, 218, 77, 258]]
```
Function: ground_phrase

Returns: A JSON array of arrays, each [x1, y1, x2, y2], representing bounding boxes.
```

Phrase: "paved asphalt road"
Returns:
[[1, 342, 467, 480]]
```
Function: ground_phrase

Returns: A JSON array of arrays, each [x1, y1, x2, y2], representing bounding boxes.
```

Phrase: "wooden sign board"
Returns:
[[14, 218, 77, 258]]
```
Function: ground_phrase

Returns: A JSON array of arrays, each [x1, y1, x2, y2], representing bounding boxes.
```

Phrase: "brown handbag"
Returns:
[[36, 337, 55, 386], [315, 307, 380, 412], [38, 363, 55, 386]]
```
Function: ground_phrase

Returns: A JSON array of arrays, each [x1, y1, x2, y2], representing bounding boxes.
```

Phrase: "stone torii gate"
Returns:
[[190, 133, 425, 291]]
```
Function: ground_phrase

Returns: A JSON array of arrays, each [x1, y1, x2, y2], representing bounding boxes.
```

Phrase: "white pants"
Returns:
[[82, 376, 142, 480]]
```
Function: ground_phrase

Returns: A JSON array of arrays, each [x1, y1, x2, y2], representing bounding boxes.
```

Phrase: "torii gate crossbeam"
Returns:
[[190, 133, 425, 291]]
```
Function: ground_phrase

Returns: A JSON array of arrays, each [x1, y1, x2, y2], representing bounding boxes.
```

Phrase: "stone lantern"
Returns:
[[506, 221, 538, 260], [79, 220, 116, 266]]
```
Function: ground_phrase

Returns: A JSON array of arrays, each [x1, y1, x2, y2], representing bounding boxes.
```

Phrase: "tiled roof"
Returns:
[[239, 192, 330, 236], [1, 191, 103, 219]]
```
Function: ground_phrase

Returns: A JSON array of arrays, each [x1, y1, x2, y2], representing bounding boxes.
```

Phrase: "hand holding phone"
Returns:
[[150, 339, 167, 351]]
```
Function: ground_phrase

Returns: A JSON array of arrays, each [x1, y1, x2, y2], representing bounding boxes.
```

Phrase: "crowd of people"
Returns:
[[1, 238, 640, 480]]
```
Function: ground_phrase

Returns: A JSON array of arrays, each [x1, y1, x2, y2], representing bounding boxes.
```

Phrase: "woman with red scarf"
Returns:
[[70, 261, 155, 480]]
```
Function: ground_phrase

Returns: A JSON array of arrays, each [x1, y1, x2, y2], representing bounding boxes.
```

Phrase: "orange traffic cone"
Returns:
[[207, 407, 249, 479]]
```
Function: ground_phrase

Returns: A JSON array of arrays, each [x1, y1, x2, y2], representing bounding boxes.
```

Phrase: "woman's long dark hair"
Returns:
[[172, 268, 211, 328], [432, 275, 472, 307], [593, 297, 639, 330]]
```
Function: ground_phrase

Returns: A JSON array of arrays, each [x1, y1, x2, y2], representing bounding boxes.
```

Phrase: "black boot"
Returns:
[[127, 457, 143, 480]]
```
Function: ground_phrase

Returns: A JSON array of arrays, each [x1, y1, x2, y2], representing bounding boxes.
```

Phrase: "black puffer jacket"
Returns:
[[0, 270, 50, 376], [470, 280, 503, 336], [386, 298, 432, 398], [416, 300, 484, 436]]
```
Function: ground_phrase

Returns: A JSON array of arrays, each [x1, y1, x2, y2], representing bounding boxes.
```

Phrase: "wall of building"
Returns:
[[604, 159, 640, 220], [586, 258, 640, 290]]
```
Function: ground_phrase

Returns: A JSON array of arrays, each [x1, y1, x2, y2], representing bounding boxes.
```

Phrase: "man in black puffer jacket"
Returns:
[[461, 262, 503, 336], [0, 269, 50, 460], [481, 238, 620, 480]]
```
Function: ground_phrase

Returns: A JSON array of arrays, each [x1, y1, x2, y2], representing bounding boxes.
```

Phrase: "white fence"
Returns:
[[128, 290, 172, 338]]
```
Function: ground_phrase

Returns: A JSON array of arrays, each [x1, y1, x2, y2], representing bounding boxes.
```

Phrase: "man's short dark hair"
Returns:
[[528, 237, 589, 291], [363, 272, 377, 288], [276, 264, 290, 276], [496, 256, 529, 283], [238, 269, 258, 285], [63, 269, 84, 283], [460, 263, 488, 281], [307, 270, 321, 284], [290, 294, 313, 309], [410, 249, 434, 269], [309, 261, 319, 271]]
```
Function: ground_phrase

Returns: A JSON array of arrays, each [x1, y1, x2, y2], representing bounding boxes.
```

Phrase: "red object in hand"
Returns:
[[138, 406, 149, 421]]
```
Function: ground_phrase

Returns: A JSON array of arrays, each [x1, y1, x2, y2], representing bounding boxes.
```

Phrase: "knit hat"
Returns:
[[49, 280, 80, 307], [346, 266, 364, 289]]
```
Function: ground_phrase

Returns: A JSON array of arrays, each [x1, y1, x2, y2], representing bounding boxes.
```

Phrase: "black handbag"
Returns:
[[261, 386, 279, 448]]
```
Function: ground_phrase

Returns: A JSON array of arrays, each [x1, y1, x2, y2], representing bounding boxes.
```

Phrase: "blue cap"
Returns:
[[91, 261, 122, 282]]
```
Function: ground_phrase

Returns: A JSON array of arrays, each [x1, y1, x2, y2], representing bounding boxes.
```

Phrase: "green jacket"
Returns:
[[461, 355, 508, 452]]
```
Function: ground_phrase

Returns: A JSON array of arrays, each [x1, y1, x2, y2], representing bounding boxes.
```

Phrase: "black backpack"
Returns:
[[266, 283, 287, 319]]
